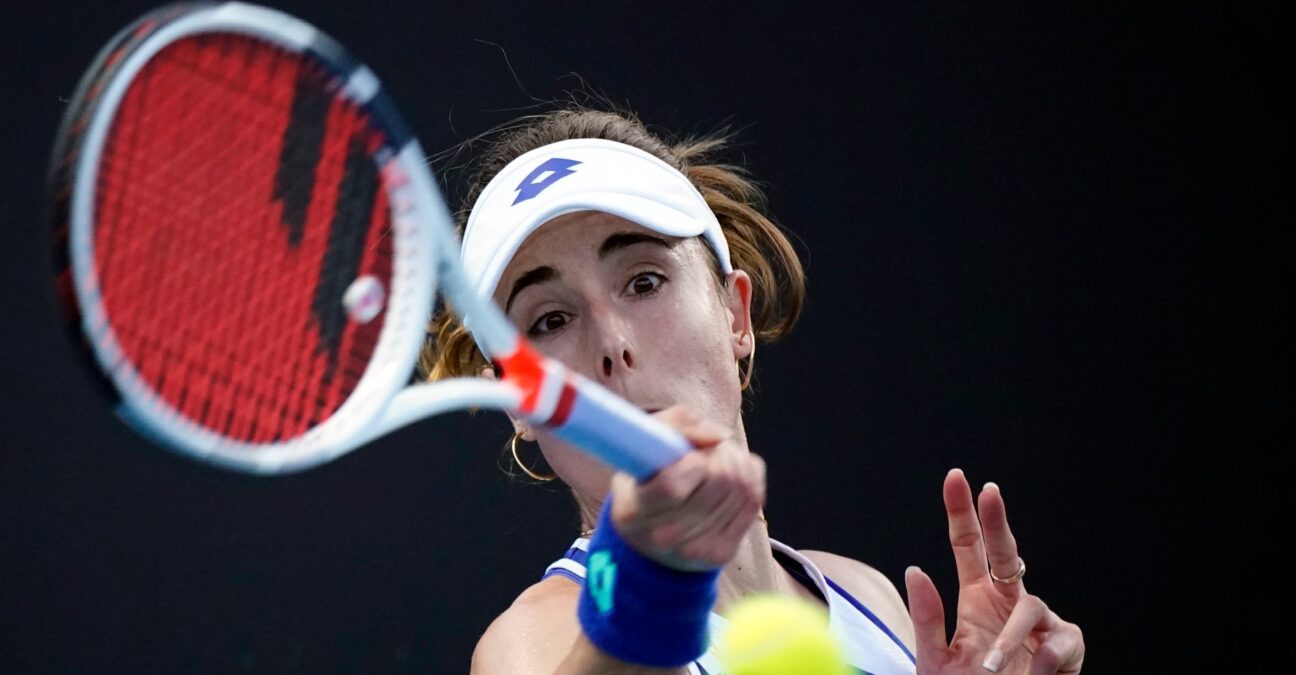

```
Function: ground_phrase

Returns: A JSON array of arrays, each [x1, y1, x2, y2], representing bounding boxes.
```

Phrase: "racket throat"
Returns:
[[495, 343, 576, 427]]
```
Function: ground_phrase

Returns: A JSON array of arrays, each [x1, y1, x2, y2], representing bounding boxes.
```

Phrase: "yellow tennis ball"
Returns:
[[714, 593, 851, 675]]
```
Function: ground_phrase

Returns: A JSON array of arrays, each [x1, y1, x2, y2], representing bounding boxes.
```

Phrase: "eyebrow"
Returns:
[[598, 232, 673, 259], [504, 232, 675, 313], [505, 266, 557, 313]]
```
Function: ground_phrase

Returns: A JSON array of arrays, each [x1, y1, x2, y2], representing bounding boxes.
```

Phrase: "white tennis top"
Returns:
[[543, 536, 917, 675]]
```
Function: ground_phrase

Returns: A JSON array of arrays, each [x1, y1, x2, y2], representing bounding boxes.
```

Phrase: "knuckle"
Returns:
[[678, 540, 704, 559], [662, 478, 692, 503], [610, 472, 635, 494], [679, 452, 706, 474], [610, 500, 638, 525], [658, 405, 697, 426], [1022, 593, 1048, 615], [1034, 642, 1064, 670], [651, 524, 681, 549], [680, 540, 725, 566], [948, 529, 981, 548], [710, 423, 734, 443]]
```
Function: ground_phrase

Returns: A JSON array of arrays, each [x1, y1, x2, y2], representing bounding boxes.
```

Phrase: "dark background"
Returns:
[[1, 1, 1280, 673]]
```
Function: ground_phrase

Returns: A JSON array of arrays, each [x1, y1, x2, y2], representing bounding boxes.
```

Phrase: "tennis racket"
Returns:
[[48, 1, 692, 476]]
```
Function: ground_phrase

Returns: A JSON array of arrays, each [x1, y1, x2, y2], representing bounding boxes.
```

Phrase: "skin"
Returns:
[[469, 211, 1084, 675]]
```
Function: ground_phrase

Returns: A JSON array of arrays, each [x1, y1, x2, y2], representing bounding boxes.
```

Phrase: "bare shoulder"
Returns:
[[798, 550, 915, 651], [471, 576, 583, 675]]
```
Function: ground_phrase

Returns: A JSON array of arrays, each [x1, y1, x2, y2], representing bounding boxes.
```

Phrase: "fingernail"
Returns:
[[905, 565, 921, 579], [983, 481, 999, 493], [982, 648, 1004, 672]]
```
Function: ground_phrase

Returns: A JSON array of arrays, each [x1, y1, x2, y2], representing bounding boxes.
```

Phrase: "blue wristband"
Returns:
[[577, 500, 720, 667]]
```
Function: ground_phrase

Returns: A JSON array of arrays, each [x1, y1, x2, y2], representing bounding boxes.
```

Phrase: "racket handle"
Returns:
[[548, 375, 692, 481], [494, 341, 690, 480]]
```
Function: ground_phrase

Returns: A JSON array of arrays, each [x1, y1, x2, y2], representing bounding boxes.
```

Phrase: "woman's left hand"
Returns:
[[905, 469, 1085, 674]]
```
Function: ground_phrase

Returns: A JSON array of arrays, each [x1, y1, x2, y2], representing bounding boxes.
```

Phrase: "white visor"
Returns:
[[461, 138, 733, 304]]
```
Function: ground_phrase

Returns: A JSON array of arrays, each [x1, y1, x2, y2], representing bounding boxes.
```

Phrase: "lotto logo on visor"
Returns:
[[513, 158, 582, 205]]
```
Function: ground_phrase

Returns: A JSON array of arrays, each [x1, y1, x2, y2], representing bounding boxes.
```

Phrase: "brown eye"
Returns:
[[627, 272, 664, 296], [529, 311, 569, 336]]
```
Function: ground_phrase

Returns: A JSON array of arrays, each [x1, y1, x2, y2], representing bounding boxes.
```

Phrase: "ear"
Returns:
[[724, 270, 754, 361], [480, 364, 536, 441]]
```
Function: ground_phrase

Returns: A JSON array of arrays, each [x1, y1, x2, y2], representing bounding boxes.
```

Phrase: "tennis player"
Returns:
[[421, 108, 1084, 674]]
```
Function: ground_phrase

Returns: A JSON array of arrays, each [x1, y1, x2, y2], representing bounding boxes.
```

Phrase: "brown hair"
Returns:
[[418, 106, 805, 387]]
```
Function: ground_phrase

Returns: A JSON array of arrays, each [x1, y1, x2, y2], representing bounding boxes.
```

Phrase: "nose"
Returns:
[[601, 348, 634, 379], [589, 305, 636, 382]]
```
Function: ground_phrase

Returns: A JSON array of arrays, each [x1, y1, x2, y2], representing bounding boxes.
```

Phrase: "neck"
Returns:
[[713, 516, 806, 613]]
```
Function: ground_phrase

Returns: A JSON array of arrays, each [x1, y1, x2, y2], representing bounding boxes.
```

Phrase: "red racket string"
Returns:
[[93, 34, 392, 444]]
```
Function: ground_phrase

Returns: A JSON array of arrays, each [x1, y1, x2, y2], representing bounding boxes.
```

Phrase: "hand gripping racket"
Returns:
[[48, 1, 692, 476]]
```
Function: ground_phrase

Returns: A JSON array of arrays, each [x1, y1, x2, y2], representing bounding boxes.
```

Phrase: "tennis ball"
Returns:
[[714, 593, 851, 675]]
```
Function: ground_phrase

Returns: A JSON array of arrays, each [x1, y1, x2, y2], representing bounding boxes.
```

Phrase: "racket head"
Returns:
[[48, 1, 445, 473]]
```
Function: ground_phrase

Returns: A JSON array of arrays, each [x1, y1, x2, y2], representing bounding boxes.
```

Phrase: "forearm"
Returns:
[[553, 634, 689, 675], [470, 620, 690, 675]]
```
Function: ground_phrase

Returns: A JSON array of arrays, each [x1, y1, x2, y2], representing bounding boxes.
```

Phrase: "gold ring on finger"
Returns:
[[990, 557, 1026, 584]]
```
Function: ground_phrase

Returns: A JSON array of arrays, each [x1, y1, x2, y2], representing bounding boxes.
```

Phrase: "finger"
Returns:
[[1027, 620, 1085, 675], [632, 410, 730, 519], [611, 457, 701, 537], [653, 405, 699, 428], [668, 450, 761, 550], [723, 451, 767, 537], [654, 406, 726, 449], [651, 460, 736, 549], [903, 566, 950, 671], [608, 471, 643, 526], [676, 480, 754, 564], [981, 594, 1050, 672], [943, 467, 991, 586], [978, 482, 1025, 598], [634, 451, 708, 516], [683, 419, 728, 449], [710, 452, 767, 547], [716, 487, 761, 543]]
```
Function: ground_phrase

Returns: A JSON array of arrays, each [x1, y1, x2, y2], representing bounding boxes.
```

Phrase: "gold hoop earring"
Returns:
[[510, 431, 556, 482], [739, 329, 756, 392]]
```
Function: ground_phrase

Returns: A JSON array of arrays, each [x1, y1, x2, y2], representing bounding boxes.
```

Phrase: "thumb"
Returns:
[[905, 566, 950, 671]]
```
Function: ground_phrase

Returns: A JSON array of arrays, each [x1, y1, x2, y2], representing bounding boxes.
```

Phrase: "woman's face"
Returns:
[[492, 210, 752, 500]]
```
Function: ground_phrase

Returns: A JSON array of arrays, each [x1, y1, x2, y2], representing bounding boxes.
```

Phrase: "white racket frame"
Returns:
[[69, 2, 689, 476], [70, 3, 513, 473]]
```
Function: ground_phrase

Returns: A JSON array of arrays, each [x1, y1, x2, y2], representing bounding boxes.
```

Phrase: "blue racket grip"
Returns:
[[549, 376, 692, 481]]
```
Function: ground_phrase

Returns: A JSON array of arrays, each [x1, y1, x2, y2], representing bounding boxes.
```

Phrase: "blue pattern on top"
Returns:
[[513, 158, 581, 204]]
